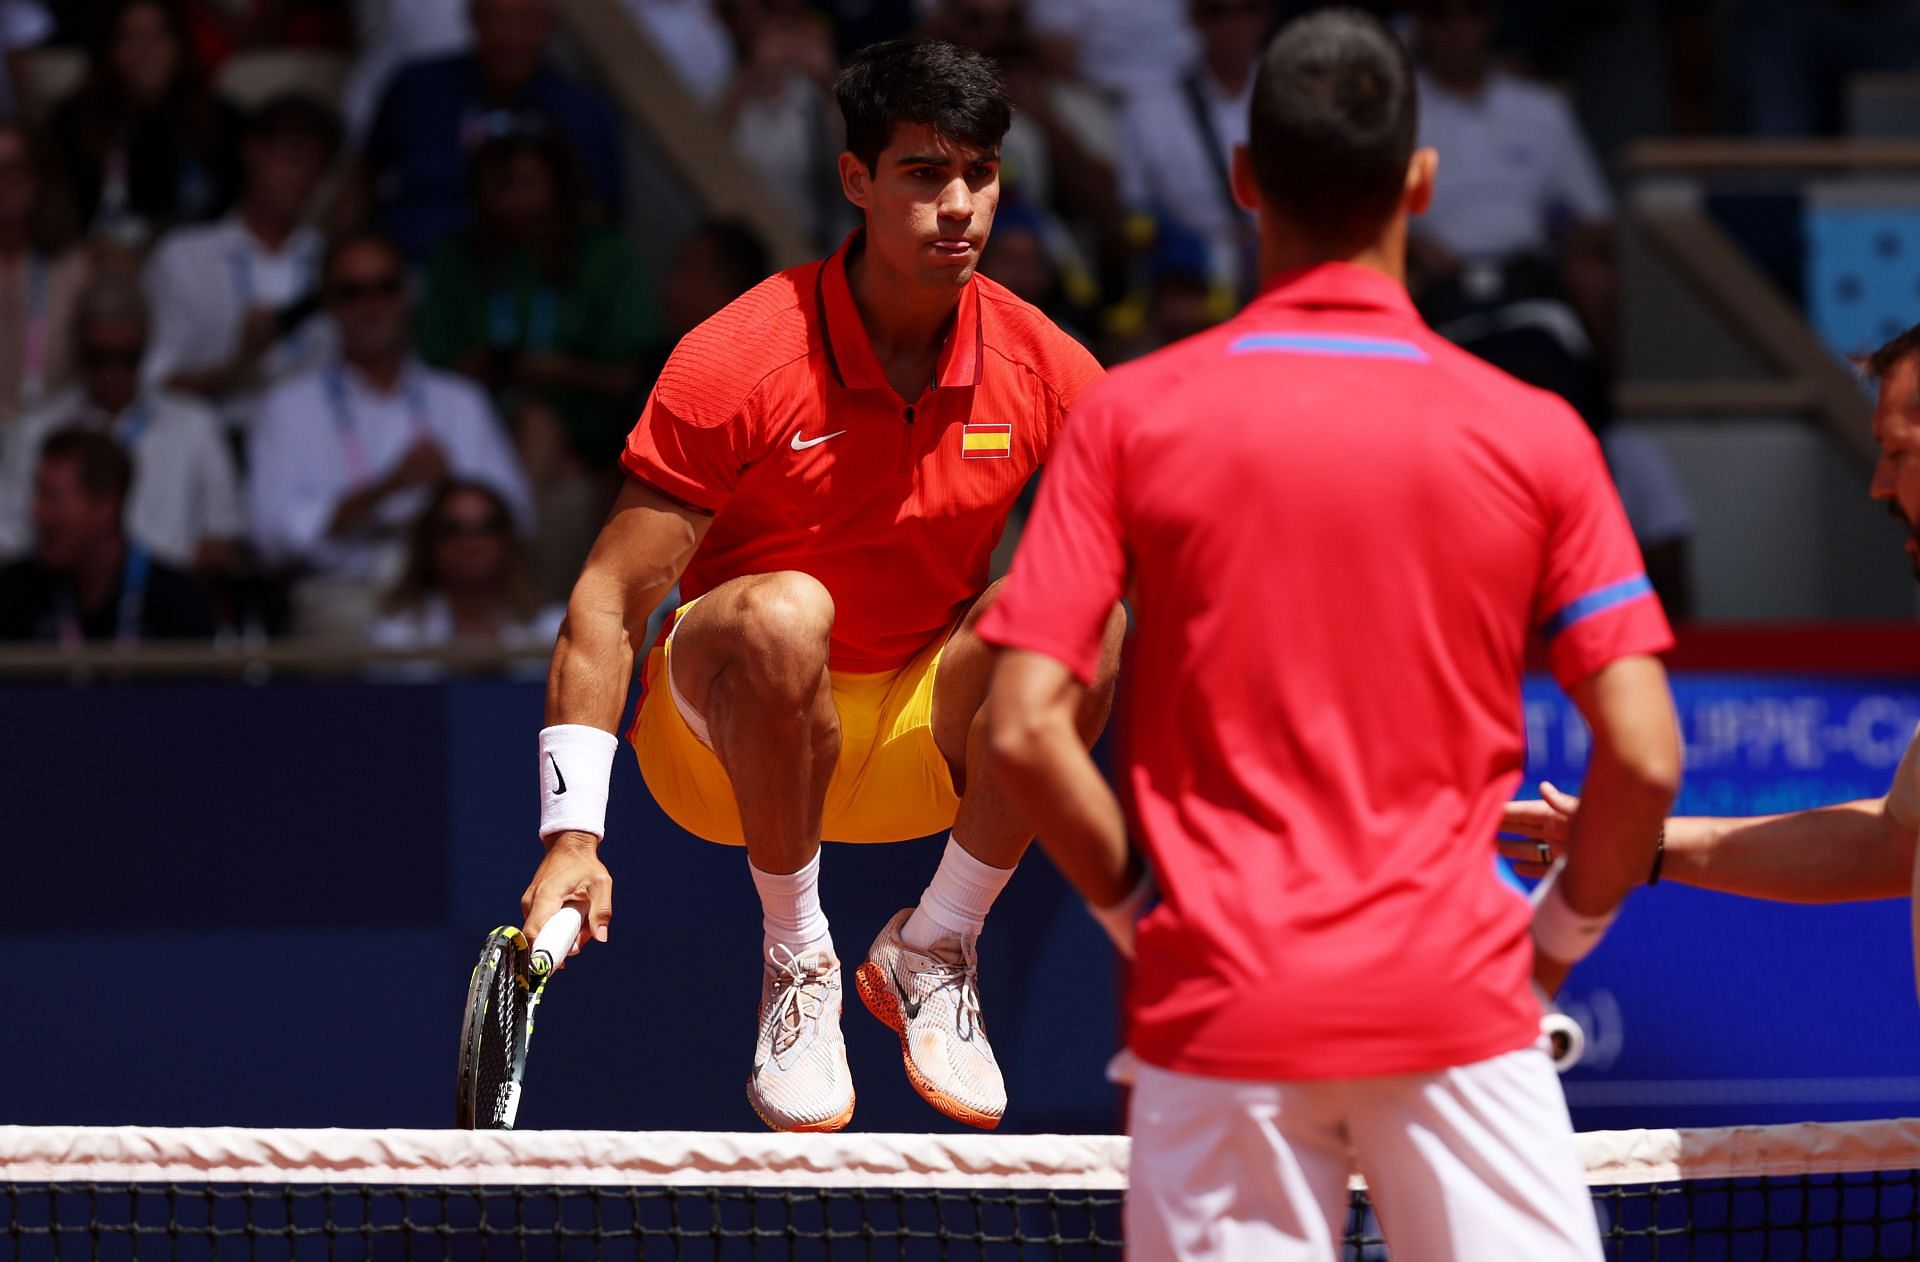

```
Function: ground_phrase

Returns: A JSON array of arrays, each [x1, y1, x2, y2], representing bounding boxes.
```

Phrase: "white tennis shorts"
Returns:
[[1126, 1046, 1602, 1262]]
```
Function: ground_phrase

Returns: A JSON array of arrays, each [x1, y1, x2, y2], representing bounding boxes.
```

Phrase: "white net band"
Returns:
[[0, 1127, 1130, 1191], [5, 1119, 1920, 1191]]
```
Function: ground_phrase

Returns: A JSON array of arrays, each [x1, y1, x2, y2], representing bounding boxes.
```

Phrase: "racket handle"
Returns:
[[1542, 1011, 1585, 1073], [1534, 982, 1586, 1073], [530, 906, 583, 977]]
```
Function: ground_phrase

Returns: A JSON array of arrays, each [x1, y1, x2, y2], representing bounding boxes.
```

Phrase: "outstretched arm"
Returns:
[[520, 479, 710, 950], [1503, 784, 1914, 904]]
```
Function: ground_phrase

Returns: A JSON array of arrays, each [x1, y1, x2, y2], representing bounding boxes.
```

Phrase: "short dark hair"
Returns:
[[1864, 322, 1920, 381], [1248, 8, 1418, 246], [39, 427, 133, 504], [834, 38, 1012, 173], [246, 91, 343, 157]]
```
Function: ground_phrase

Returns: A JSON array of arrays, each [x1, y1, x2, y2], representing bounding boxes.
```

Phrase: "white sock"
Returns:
[[749, 851, 833, 960], [902, 835, 1014, 949]]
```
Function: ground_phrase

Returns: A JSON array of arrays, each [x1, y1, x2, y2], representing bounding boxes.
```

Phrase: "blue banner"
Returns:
[[1525, 674, 1920, 1130]]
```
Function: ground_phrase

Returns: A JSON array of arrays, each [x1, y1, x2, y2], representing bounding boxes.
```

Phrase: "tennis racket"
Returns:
[[455, 906, 582, 1129]]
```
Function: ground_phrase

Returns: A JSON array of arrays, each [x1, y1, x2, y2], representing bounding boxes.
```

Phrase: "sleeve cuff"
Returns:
[[619, 450, 720, 516], [976, 607, 1103, 688]]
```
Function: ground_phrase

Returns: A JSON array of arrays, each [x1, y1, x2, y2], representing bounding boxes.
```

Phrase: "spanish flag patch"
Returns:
[[961, 422, 1012, 460]]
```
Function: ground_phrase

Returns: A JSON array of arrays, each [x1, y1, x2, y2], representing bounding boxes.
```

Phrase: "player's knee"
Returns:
[[732, 572, 835, 684]]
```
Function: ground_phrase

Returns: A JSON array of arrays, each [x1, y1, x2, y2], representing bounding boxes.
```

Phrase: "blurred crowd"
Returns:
[[0, 0, 1908, 653]]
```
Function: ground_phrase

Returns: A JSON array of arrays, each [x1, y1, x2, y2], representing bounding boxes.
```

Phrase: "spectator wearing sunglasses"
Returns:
[[248, 230, 533, 640], [364, 479, 563, 674], [0, 275, 241, 576]]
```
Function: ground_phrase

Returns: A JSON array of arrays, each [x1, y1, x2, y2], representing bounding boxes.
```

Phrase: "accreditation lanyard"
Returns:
[[55, 544, 150, 648], [324, 365, 431, 483], [488, 283, 557, 352]]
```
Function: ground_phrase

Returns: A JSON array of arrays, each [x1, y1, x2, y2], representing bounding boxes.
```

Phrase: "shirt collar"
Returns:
[[337, 355, 425, 401], [225, 212, 318, 261], [816, 230, 983, 394], [1244, 261, 1422, 322]]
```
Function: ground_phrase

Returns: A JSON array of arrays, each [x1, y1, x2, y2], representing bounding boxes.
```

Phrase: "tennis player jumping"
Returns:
[[517, 38, 1118, 1134], [980, 11, 1680, 1259], [1501, 323, 1920, 952]]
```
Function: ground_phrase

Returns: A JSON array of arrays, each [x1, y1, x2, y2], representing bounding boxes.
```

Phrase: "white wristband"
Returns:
[[538, 724, 619, 840], [1529, 860, 1618, 965]]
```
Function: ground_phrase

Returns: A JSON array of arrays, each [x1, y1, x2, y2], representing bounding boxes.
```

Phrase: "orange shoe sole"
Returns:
[[745, 1079, 856, 1133], [853, 961, 1002, 1131]]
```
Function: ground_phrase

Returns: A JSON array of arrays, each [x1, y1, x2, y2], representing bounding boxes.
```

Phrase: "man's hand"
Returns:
[[1497, 780, 1580, 877], [521, 831, 613, 959]]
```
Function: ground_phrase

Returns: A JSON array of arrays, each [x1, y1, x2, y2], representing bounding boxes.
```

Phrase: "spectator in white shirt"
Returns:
[[717, 0, 847, 251], [249, 230, 533, 640], [1116, 0, 1270, 302], [143, 93, 342, 434], [1409, 0, 1612, 279], [0, 119, 90, 434], [365, 478, 563, 678], [0, 275, 242, 576]]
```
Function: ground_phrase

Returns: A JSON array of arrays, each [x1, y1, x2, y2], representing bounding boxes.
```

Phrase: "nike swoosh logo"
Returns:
[[892, 967, 922, 1020], [548, 754, 567, 795], [790, 429, 847, 451]]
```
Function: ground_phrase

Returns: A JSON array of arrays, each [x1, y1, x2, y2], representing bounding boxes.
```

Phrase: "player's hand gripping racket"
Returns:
[[455, 905, 582, 1129]]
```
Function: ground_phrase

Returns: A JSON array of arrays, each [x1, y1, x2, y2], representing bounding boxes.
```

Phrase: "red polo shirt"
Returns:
[[622, 233, 1103, 673], [980, 263, 1673, 1080]]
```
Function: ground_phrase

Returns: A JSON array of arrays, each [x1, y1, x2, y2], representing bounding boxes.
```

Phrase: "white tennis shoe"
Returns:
[[746, 944, 856, 1132], [854, 909, 1006, 1129]]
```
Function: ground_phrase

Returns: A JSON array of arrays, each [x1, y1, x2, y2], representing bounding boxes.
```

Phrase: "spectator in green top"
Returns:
[[416, 122, 657, 591]]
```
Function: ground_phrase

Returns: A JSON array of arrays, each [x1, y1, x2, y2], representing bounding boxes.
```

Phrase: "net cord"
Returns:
[[5, 1120, 1920, 1192]]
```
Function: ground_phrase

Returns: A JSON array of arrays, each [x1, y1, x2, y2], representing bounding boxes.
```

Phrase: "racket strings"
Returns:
[[480, 946, 527, 1121]]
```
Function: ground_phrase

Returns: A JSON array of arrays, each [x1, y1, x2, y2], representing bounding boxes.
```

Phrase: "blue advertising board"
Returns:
[[2, 671, 1918, 1137], [1526, 674, 1920, 1130]]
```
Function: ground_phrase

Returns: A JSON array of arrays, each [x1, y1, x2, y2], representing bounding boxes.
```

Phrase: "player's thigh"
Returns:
[[822, 634, 959, 842], [632, 638, 748, 845], [1126, 1062, 1352, 1262], [1348, 1047, 1601, 1262], [927, 577, 1009, 782], [665, 571, 835, 721]]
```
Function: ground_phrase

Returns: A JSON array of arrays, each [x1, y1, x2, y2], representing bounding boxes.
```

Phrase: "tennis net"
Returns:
[[4, 1120, 1920, 1260]]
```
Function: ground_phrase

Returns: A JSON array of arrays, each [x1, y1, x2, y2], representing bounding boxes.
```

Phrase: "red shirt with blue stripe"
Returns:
[[979, 262, 1673, 1080]]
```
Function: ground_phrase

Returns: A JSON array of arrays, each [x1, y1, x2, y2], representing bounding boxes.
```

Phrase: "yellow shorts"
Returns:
[[631, 603, 961, 845]]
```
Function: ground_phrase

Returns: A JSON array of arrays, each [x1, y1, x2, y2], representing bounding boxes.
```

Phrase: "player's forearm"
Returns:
[[1663, 801, 1913, 902], [987, 702, 1132, 906], [544, 571, 666, 733], [1557, 746, 1675, 917]]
